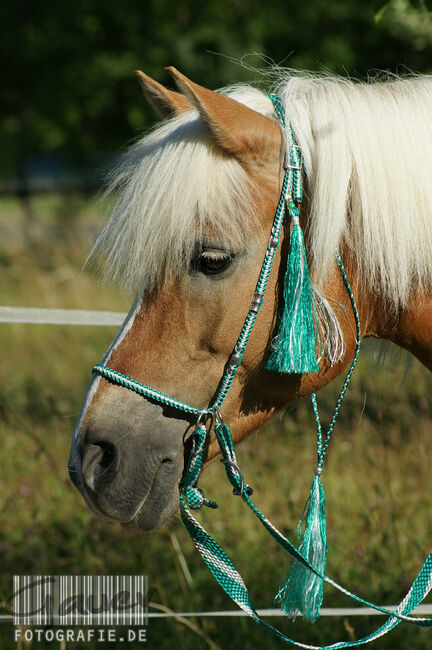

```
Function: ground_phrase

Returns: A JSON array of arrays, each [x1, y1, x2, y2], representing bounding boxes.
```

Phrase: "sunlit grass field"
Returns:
[[0, 196, 431, 649]]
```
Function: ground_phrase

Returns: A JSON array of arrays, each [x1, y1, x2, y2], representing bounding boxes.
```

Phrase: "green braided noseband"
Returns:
[[92, 94, 432, 646]]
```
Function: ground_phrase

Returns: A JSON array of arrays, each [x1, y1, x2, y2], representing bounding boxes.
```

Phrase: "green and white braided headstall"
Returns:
[[93, 94, 432, 647]]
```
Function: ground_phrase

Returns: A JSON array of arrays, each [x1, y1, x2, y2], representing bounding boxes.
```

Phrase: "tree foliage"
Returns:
[[1, 0, 432, 179]]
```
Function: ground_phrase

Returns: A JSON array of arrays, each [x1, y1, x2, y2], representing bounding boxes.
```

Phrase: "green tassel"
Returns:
[[266, 204, 319, 374], [275, 474, 327, 623]]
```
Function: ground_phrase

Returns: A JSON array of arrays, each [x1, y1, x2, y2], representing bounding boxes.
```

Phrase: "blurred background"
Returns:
[[1, 1, 432, 648]]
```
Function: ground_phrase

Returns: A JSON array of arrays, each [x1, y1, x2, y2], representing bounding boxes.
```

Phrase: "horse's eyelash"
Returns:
[[200, 250, 232, 261]]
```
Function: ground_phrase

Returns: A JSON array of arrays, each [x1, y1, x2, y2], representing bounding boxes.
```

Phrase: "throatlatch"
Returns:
[[92, 94, 432, 648]]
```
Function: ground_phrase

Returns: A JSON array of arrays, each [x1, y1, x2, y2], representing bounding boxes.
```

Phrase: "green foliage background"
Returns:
[[1, 2, 432, 648], [2, 0, 432, 178]]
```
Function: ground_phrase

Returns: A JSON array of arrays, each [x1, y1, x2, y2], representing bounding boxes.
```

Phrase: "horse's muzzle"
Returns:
[[69, 387, 188, 531]]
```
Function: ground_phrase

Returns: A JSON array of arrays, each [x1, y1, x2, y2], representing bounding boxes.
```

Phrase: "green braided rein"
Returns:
[[92, 94, 432, 647]]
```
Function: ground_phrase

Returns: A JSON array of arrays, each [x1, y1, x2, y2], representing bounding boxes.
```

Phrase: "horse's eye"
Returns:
[[194, 250, 234, 276]]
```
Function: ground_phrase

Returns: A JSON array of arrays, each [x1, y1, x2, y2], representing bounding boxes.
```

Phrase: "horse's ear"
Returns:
[[165, 66, 281, 163], [135, 70, 193, 118]]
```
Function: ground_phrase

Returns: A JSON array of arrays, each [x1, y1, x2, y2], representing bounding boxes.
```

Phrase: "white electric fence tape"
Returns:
[[0, 306, 126, 326], [2, 606, 432, 622]]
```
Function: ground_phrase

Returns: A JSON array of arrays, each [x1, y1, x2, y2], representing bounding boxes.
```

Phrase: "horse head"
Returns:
[[70, 68, 425, 531]]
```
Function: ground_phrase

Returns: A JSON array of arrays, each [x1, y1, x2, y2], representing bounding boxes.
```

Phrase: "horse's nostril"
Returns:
[[81, 440, 118, 490], [98, 441, 117, 472]]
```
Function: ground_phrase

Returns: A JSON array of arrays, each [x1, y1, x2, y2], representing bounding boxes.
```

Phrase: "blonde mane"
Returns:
[[91, 95, 263, 293], [94, 73, 432, 307]]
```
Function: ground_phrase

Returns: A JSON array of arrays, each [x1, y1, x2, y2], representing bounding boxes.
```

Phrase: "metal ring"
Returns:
[[196, 411, 211, 429]]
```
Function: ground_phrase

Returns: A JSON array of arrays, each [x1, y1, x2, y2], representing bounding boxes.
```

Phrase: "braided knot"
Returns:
[[183, 486, 218, 510]]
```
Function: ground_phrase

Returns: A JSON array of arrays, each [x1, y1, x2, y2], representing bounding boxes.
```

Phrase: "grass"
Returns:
[[0, 195, 431, 649]]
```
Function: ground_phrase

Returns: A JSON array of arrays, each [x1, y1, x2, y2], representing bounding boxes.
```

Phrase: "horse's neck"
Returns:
[[386, 291, 432, 371], [336, 257, 432, 372]]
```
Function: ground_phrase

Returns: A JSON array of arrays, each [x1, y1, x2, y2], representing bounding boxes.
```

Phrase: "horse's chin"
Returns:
[[83, 484, 180, 533], [125, 484, 180, 532]]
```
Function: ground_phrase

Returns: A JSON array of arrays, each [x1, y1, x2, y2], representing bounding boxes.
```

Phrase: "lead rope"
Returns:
[[93, 94, 432, 645]]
